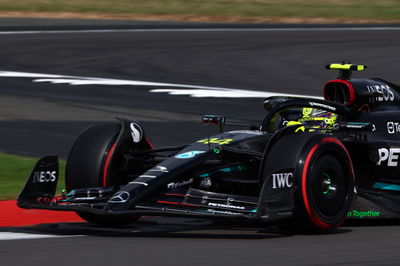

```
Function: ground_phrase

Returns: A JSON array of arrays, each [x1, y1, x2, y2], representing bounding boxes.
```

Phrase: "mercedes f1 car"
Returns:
[[17, 63, 400, 233]]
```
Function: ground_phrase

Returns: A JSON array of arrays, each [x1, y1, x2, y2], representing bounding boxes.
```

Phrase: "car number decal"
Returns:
[[197, 138, 233, 145]]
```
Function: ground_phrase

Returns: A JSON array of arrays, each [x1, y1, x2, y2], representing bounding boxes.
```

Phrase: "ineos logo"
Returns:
[[367, 85, 395, 102], [33, 171, 57, 183]]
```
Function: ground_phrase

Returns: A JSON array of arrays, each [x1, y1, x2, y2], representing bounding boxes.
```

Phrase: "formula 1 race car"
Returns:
[[17, 63, 400, 234]]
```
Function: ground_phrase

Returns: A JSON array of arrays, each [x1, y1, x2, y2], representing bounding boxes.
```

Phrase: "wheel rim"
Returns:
[[310, 154, 347, 219], [322, 173, 336, 196]]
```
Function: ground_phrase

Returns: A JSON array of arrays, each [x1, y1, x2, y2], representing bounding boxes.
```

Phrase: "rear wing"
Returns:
[[326, 63, 367, 80]]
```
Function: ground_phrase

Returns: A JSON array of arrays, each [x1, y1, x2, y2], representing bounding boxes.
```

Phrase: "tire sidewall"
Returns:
[[65, 122, 148, 226], [66, 123, 120, 191], [295, 136, 354, 232]]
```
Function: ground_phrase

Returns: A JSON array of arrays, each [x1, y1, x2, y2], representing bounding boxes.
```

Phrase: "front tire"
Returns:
[[66, 123, 140, 226]]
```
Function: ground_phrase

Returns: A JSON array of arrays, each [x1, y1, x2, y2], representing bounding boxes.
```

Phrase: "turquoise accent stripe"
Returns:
[[198, 165, 247, 178], [373, 182, 400, 191]]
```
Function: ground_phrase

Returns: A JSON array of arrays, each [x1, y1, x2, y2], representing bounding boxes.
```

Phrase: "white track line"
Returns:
[[0, 232, 80, 241], [0, 70, 321, 99], [0, 27, 399, 35]]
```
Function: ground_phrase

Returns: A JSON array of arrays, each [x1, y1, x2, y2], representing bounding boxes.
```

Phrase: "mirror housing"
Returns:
[[202, 115, 226, 133]]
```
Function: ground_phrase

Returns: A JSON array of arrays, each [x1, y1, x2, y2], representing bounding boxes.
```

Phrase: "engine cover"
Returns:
[[324, 78, 400, 110]]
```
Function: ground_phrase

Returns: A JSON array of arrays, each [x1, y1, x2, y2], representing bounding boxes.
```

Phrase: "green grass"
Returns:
[[0, 152, 65, 200], [0, 0, 399, 21]]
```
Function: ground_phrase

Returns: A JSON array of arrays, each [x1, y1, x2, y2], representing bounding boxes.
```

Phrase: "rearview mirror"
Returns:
[[202, 115, 225, 133], [202, 115, 226, 125]]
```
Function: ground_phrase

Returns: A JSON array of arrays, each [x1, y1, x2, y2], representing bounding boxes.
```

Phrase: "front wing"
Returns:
[[17, 156, 293, 223]]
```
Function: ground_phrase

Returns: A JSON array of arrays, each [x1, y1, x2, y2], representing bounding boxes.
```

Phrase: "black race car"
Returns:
[[17, 63, 400, 233]]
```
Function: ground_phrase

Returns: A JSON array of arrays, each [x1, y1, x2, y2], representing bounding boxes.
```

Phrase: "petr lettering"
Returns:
[[377, 147, 400, 166]]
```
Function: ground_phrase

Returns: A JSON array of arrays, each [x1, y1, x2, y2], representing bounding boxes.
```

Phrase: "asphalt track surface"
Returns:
[[1, 18, 400, 265]]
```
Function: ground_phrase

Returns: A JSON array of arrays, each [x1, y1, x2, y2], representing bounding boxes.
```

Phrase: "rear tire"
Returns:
[[66, 123, 140, 226], [263, 134, 354, 234], [291, 137, 354, 234]]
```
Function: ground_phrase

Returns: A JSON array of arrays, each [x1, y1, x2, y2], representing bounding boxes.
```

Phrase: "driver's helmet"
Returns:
[[286, 107, 336, 132]]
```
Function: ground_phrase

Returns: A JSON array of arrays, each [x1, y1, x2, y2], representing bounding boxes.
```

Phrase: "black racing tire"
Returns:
[[289, 137, 354, 234], [66, 123, 140, 226]]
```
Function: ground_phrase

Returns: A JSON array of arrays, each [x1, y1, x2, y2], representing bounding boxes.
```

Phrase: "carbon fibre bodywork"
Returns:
[[17, 65, 400, 232]]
